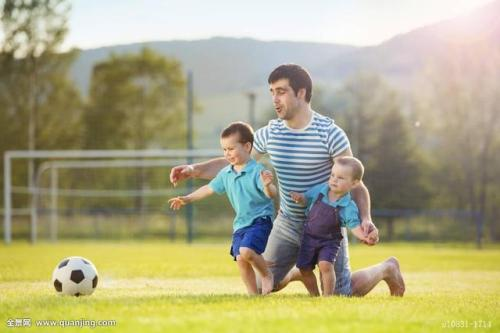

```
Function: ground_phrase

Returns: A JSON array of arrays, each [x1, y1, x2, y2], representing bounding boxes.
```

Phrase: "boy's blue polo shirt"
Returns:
[[304, 183, 360, 229], [208, 159, 274, 231]]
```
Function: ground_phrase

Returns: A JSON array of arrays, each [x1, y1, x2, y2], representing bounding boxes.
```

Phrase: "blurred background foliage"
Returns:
[[1, 0, 499, 243]]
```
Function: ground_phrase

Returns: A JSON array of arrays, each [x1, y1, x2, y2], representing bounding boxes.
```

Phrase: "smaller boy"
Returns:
[[168, 122, 277, 295], [289, 156, 374, 296]]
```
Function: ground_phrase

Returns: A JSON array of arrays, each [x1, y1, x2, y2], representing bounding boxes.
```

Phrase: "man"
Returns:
[[170, 64, 405, 296]]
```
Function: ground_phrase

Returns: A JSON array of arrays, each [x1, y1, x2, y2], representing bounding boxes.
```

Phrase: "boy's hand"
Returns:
[[169, 165, 194, 187], [168, 196, 190, 210], [260, 170, 274, 186], [290, 191, 305, 204]]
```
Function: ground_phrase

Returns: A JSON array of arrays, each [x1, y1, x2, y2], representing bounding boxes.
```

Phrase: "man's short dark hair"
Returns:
[[220, 121, 254, 147], [268, 64, 313, 102]]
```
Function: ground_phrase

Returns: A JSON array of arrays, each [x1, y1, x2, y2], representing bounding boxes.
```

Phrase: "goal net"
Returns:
[[3, 149, 235, 243]]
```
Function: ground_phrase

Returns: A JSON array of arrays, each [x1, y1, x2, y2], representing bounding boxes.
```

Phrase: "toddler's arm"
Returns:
[[289, 192, 306, 206], [260, 170, 277, 198], [168, 185, 214, 210]]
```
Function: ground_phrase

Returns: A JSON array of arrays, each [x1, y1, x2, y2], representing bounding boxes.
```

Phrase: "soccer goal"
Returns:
[[3, 149, 222, 244]]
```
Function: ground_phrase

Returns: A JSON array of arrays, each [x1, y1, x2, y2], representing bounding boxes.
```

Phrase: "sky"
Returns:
[[64, 0, 493, 50]]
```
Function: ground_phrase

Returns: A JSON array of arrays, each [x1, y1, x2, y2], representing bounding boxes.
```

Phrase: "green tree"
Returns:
[[1, 0, 69, 58], [82, 48, 188, 215], [1, 0, 73, 151], [367, 105, 429, 210], [1, 0, 82, 210], [84, 47, 187, 149], [0, 50, 83, 149], [335, 73, 389, 162], [334, 73, 429, 210]]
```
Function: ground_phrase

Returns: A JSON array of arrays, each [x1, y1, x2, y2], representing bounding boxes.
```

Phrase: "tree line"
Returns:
[[0, 0, 188, 213], [305, 47, 500, 242]]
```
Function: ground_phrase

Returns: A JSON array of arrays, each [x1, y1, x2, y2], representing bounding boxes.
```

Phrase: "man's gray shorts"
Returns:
[[263, 211, 352, 296]]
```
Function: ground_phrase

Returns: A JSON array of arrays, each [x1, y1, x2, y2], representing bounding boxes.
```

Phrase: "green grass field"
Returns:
[[1, 241, 499, 332]]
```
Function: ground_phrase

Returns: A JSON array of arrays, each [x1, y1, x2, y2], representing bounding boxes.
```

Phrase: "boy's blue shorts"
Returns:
[[230, 216, 273, 260]]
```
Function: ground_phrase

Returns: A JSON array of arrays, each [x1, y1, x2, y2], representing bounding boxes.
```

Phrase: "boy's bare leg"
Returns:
[[351, 257, 405, 297], [298, 269, 320, 296], [318, 261, 335, 296], [239, 247, 274, 295], [277, 267, 321, 295], [319, 271, 324, 295], [236, 256, 258, 295]]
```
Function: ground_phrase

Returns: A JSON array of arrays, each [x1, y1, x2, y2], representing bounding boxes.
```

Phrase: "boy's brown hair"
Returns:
[[335, 156, 364, 181], [221, 122, 254, 147]]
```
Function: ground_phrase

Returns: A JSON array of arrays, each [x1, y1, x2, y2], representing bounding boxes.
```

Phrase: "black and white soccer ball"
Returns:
[[52, 256, 98, 296]]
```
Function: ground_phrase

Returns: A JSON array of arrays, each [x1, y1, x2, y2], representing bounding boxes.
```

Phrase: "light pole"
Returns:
[[133, 76, 150, 231], [186, 71, 194, 243], [246, 92, 256, 128]]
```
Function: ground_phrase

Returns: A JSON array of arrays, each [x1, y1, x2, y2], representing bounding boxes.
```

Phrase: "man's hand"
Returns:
[[169, 165, 194, 187], [361, 220, 379, 246], [366, 229, 379, 245], [168, 196, 191, 210], [260, 170, 274, 186], [361, 219, 376, 235]]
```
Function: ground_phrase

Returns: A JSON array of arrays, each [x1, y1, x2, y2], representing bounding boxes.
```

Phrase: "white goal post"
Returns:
[[3, 149, 221, 244]]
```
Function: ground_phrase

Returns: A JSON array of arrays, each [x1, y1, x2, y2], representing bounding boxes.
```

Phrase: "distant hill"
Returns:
[[71, 38, 357, 97], [315, 0, 500, 86], [70, 0, 500, 148], [71, 38, 358, 148]]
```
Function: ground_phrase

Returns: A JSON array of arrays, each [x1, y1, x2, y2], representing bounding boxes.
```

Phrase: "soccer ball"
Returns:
[[52, 256, 98, 296]]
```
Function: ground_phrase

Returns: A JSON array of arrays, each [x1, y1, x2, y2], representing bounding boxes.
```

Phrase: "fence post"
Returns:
[[186, 70, 194, 243], [4, 153, 12, 244], [404, 216, 412, 241], [50, 167, 58, 242], [387, 217, 394, 241], [475, 211, 483, 249]]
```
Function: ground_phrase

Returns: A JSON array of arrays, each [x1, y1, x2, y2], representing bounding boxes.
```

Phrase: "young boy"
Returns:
[[168, 122, 277, 295], [289, 156, 376, 296]]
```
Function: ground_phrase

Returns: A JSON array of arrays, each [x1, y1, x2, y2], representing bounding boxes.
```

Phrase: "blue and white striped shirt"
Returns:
[[253, 111, 350, 222]]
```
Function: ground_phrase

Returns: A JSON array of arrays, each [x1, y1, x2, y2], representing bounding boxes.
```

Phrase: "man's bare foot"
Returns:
[[384, 257, 405, 296], [261, 272, 274, 295]]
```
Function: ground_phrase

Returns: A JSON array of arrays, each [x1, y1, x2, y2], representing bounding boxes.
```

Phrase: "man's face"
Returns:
[[269, 78, 303, 120], [328, 164, 358, 194]]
